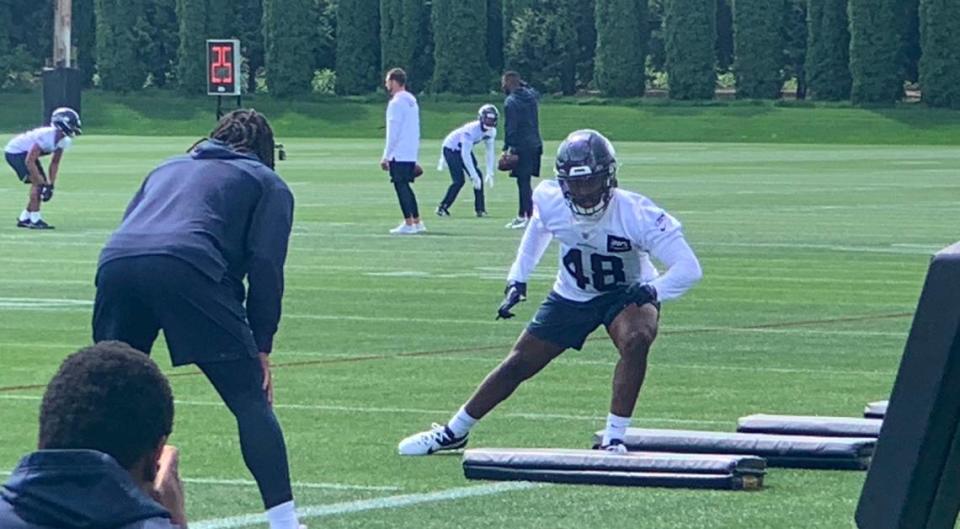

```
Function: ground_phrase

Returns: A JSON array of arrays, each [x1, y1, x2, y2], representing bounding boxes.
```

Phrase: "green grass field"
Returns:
[[0, 134, 957, 528]]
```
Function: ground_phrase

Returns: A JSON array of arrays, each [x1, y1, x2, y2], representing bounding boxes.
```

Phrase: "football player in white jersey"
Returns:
[[398, 130, 702, 455], [436, 105, 498, 217], [4, 107, 81, 229]]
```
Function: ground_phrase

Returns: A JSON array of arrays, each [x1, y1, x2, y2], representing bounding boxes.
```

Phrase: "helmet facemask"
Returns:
[[554, 129, 618, 218], [558, 169, 616, 217]]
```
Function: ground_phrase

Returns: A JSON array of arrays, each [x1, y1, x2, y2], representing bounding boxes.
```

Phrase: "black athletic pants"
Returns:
[[389, 161, 420, 219], [93, 255, 293, 509], [511, 146, 542, 218], [439, 147, 485, 213]]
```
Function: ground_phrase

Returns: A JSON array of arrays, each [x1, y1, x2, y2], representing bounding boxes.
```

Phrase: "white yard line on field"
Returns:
[[192, 482, 540, 529], [0, 394, 729, 426]]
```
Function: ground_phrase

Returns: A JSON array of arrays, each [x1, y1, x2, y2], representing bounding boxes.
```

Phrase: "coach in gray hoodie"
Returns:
[[0, 342, 186, 529]]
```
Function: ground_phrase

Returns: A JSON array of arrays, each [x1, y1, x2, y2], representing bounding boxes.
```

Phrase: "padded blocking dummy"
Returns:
[[462, 448, 765, 490], [738, 414, 882, 438], [857, 243, 960, 529]]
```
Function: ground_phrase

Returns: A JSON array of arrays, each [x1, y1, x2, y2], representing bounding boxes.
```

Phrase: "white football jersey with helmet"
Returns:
[[508, 179, 696, 303], [4, 126, 72, 155]]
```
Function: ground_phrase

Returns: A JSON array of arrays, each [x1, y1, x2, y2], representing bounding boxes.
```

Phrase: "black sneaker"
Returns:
[[16, 218, 30, 228], [28, 219, 55, 230], [436, 205, 450, 217]]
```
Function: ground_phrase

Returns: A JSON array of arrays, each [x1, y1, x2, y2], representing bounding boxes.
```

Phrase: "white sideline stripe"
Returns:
[[0, 470, 398, 492], [192, 482, 540, 529], [0, 395, 728, 426]]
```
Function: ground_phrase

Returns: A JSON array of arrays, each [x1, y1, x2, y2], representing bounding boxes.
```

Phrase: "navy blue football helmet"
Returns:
[[555, 129, 618, 217], [51, 107, 82, 137], [478, 104, 499, 129]]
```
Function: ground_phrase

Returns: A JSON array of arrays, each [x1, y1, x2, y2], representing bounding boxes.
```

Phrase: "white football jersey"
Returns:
[[4, 126, 72, 155], [514, 180, 684, 302]]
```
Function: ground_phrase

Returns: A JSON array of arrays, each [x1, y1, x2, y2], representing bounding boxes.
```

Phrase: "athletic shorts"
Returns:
[[93, 255, 259, 366], [526, 290, 660, 351], [511, 146, 543, 179], [5, 152, 45, 184], [389, 161, 416, 184]]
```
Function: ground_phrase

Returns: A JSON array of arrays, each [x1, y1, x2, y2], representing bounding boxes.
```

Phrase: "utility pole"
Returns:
[[53, 0, 72, 68]]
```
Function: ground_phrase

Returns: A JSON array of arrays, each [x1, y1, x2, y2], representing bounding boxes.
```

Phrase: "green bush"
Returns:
[[594, 0, 647, 97], [505, 5, 577, 95], [849, 0, 902, 105], [96, 0, 147, 91], [175, 0, 206, 93], [919, 0, 960, 108], [732, 0, 784, 99], [665, 0, 716, 100], [335, 0, 381, 95], [432, 1, 489, 94], [380, 0, 432, 93], [805, 0, 851, 101]]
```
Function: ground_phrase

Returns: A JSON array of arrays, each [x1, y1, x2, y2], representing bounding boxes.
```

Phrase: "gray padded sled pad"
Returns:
[[737, 414, 882, 438], [594, 428, 876, 470], [863, 400, 888, 419], [462, 448, 765, 490]]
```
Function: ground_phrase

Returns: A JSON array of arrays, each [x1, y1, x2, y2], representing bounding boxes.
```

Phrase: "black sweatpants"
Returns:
[[439, 147, 485, 213], [92, 255, 293, 509], [389, 161, 420, 219], [511, 146, 542, 218]]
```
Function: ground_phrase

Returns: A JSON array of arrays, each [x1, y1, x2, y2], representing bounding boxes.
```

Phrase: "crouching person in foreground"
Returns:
[[0, 341, 187, 529]]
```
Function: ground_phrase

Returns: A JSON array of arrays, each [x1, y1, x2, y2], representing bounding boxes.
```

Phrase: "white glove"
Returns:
[[484, 173, 494, 189], [471, 174, 482, 190]]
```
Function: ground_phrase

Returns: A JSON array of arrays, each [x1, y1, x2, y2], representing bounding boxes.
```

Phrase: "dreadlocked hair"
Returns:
[[191, 109, 276, 169]]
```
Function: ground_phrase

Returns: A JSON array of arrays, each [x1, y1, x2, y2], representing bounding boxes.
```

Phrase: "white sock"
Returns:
[[29, 211, 41, 223], [266, 500, 299, 529], [19, 210, 29, 221], [447, 407, 478, 438], [602, 413, 631, 445]]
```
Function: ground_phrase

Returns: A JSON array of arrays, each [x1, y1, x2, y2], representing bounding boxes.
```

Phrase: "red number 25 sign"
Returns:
[[207, 39, 242, 96]]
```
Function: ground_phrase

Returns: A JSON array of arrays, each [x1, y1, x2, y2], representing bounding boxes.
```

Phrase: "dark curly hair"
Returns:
[[38, 341, 174, 469], [192, 109, 276, 169]]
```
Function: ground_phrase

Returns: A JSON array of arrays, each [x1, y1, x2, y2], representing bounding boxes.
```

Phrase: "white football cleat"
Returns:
[[398, 423, 468, 456], [596, 439, 628, 454], [505, 217, 528, 229], [389, 223, 418, 235], [414, 222, 427, 233]]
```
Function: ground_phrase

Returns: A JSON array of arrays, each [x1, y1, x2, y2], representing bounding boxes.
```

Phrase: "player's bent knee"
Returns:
[[618, 325, 657, 359]]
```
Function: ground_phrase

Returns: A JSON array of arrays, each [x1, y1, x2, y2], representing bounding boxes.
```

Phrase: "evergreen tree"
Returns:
[[594, 0, 647, 97], [849, 0, 902, 104], [335, 0, 380, 94], [505, 2, 577, 95], [919, 0, 960, 107], [95, 0, 147, 91], [901, 0, 920, 83], [488, 0, 504, 71], [648, 0, 666, 71], [233, 0, 266, 93], [139, 0, 178, 87], [381, 0, 432, 92], [176, 0, 207, 93], [783, 0, 807, 99], [574, 0, 596, 88], [264, 0, 318, 97], [664, 0, 716, 99], [432, 0, 488, 93], [715, 0, 734, 72], [73, 0, 97, 87], [733, 0, 784, 99], [805, 0, 850, 100]]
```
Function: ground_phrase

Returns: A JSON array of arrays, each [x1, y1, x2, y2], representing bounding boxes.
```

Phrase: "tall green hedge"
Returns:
[[233, 0, 265, 93], [919, 0, 960, 108], [335, 0, 381, 95], [505, 3, 577, 95], [73, 0, 97, 88], [140, 0, 178, 88], [805, 0, 851, 101], [783, 0, 807, 99], [665, 0, 716, 100], [488, 0, 504, 71], [95, 0, 147, 91], [849, 0, 902, 104], [381, 0, 432, 92], [715, 0, 734, 72], [594, 0, 647, 97], [732, 0, 784, 99], [264, 0, 317, 97], [574, 0, 596, 88], [175, 0, 207, 93], [432, 1, 488, 93], [901, 0, 921, 83]]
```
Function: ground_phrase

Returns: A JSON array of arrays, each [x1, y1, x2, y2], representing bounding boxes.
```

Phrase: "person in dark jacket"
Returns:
[[92, 110, 302, 529], [501, 71, 543, 229], [0, 341, 185, 529]]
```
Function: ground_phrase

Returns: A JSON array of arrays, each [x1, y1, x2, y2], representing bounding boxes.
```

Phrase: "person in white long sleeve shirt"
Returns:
[[436, 105, 498, 217], [380, 68, 424, 235], [398, 130, 702, 456]]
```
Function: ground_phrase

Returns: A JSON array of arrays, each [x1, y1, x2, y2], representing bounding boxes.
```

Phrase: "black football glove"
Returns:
[[625, 283, 658, 307], [496, 282, 527, 320], [40, 185, 54, 202]]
